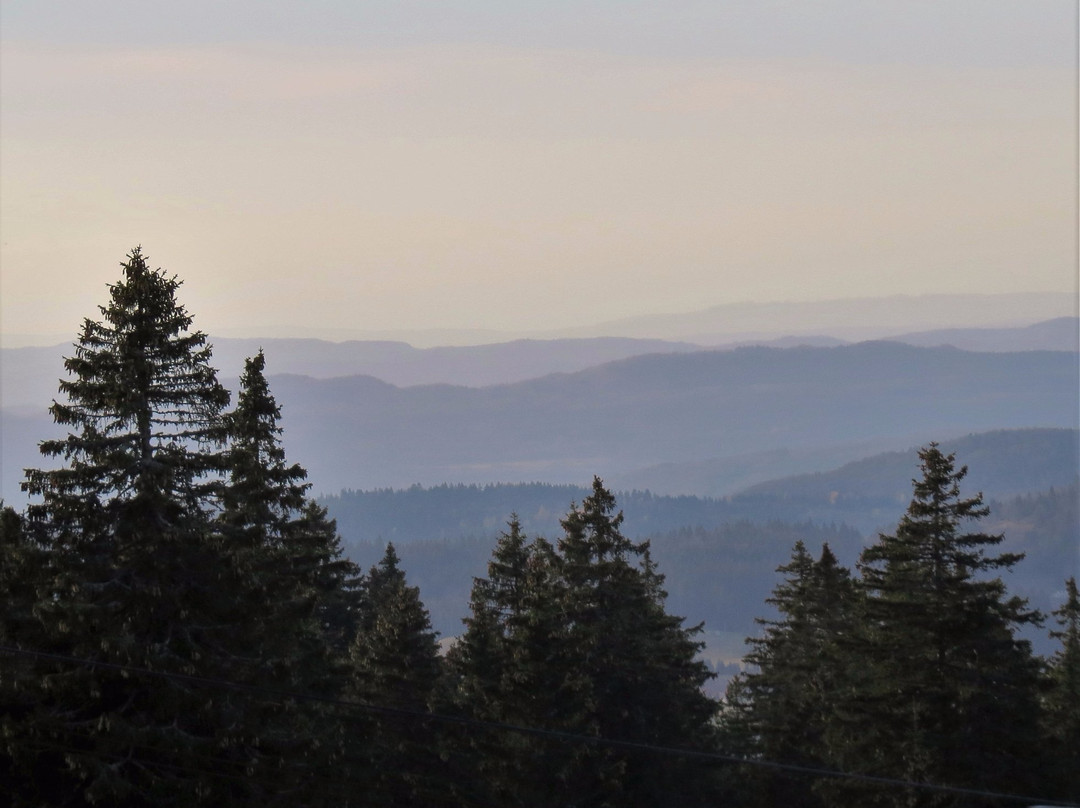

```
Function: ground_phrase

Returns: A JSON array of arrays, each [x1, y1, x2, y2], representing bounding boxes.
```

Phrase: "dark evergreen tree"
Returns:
[[539, 479, 719, 807], [219, 350, 361, 672], [446, 483, 721, 807], [345, 543, 444, 806], [1042, 577, 1080, 800], [0, 504, 51, 805], [724, 541, 860, 807], [442, 519, 567, 807], [8, 249, 327, 806], [444, 518, 527, 715], [0, 504, 38, 656], [24, 247, 229, 532], [11, 248, 248, 806], [843, 444, 1042, 807], [216, 350, 364, 800]]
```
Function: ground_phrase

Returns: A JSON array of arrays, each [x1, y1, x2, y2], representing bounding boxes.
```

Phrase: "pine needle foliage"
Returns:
[[725, 542, 860, 808], [346, 543, 444, 806], [1042, 577, 1080, 799], [6, 249, 344, 806], [844, 444, 1043, 807], [447, 479, 720, 807]]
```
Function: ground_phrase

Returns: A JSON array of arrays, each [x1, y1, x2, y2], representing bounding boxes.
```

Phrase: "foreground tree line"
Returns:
[[1, 250, 1077, 807]]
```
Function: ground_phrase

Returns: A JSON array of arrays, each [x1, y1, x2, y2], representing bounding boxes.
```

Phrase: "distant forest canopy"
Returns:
[[320, 426, 1078, 545], [339, 481, 1076, 653], [323, 428, 1077, 653]]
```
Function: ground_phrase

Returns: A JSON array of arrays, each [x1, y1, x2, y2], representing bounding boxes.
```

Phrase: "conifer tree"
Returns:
[[216, 350, 363, 800], [844, 444, 1042, 806], [346, 543, 443, 806], [447, 483, 720, 806], [725, 542, 859, 807], [549, 478, 718, 807], [1042, 577, 1080, 799], [443, 517, 529, 718], [10, 248, 251, 805], [443, 518, 565, 806], [0, 505, 38, 655], [219, 350, 361, 681], [9, 249, 321, 806], [24, 247, 229, 533], [0, 505, 49, 803]]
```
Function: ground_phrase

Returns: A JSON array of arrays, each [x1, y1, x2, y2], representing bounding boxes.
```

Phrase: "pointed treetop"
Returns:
[[559, 476, 638, 563], [379, 542, 402, 573], [908, 442, 988, 520]]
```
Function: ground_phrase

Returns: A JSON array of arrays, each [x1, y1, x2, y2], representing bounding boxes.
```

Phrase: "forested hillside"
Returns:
[[321, 427, 1077, 544], [340, 482, 1076, 655], [620, 423, 1079, 497], [740, 427, 1077, 498], [731, 427, 1078, 532], [325, 430, 1077, 660], [322, 483, 786, 546]]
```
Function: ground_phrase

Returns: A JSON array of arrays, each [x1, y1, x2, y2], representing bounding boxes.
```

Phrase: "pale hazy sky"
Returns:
[[1, 1, 1076, 339]]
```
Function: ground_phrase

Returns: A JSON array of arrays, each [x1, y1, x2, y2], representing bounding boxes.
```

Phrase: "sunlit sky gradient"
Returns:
[[1, 1, 1076, 341]]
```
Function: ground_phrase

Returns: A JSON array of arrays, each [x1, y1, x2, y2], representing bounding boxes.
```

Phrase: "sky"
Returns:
[[1, 1, 1076, 342]]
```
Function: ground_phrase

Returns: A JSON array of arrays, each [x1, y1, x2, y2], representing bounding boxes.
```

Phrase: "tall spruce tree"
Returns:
[[844, 444, 1042, 807], [8, 249, 318, 806], [446, 483, 720, 807], [1042, 577, 1080, 800], [442, 519, 567, 807], [12, 248, 246, 805], [444, 517, 532, 720], [216, 350, 363, 801], [725, 542, 860, 808], [219, 350, 361, 680], [546, 478, 719, 807], [345, 543, 444, 806]]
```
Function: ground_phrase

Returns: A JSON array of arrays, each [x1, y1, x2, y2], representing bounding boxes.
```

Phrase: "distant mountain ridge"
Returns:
[[5, 317, 1074, 412], [729, 427, 1080, 533], [737, 427, 1079, 501], [886, 316, 1078, 352], [543, 292, 1076, 343], [320, 428, 1078, 546], [3, 291, 1072, 349], [265, 342, 1076, 496], [320, 428, 1078, 548], [3, 330, 1076, 505]]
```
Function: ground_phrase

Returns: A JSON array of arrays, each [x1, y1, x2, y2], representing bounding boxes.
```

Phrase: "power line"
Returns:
[[2, 643, 1076, 807]]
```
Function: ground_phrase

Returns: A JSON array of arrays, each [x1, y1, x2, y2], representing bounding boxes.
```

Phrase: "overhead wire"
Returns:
[[1, 643, 1076, 807]]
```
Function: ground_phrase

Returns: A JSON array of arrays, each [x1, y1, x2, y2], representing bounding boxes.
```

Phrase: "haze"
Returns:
[[1, 1, 1076, 342]]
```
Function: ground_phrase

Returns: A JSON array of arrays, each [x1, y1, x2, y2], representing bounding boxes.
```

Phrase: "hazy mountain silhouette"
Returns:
[[546, 292, 1074, 343], [320, 428, 1078, 549], [257, 343, 1077, 497], [5, 317, 1074, 411], [884, 316, 1078, 352], [3, 332, 1075, 505]]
